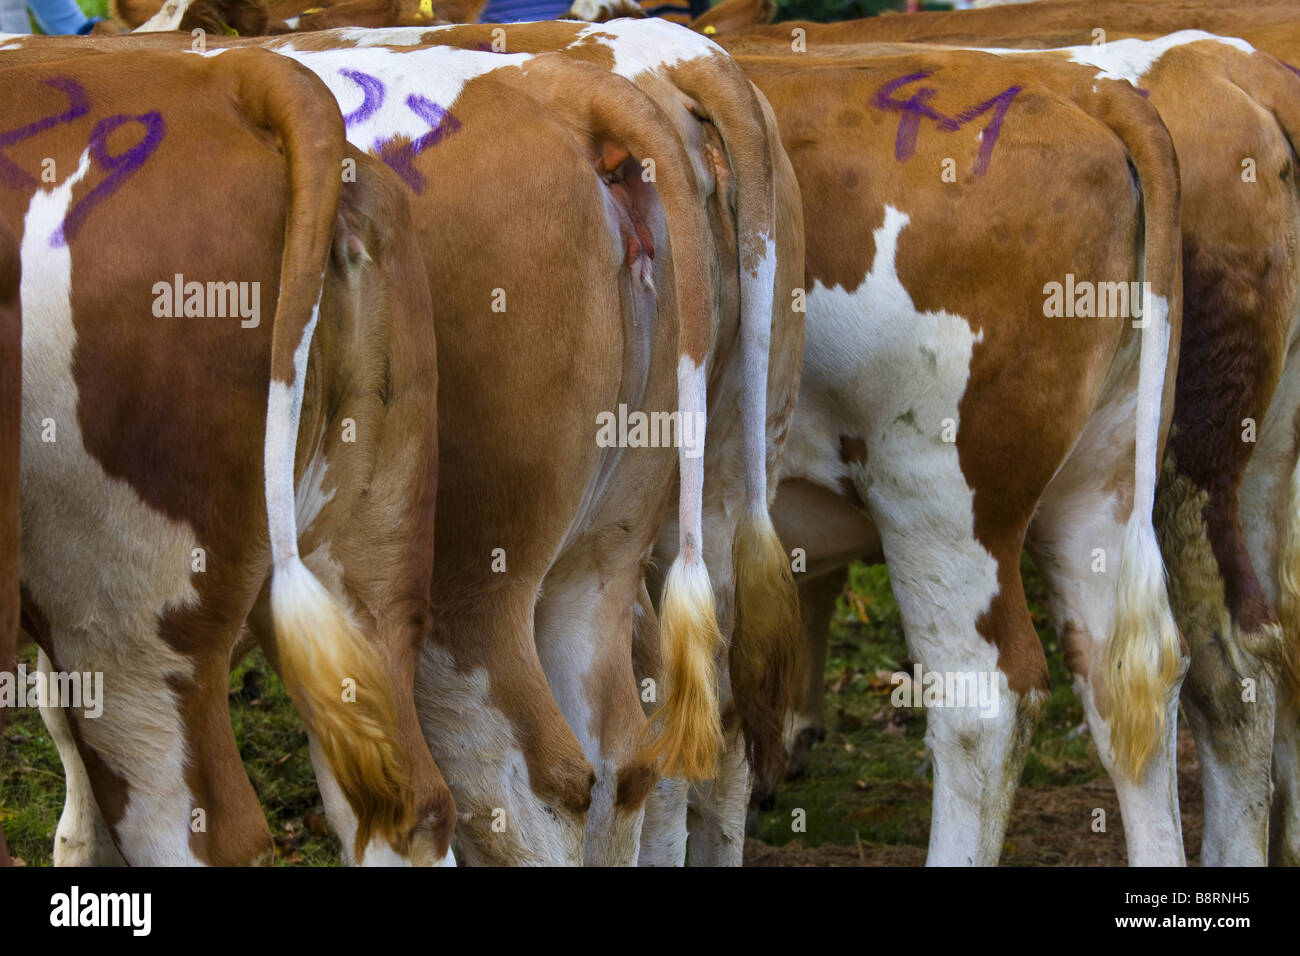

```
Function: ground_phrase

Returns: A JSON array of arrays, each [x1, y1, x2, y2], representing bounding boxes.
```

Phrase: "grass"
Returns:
[[1, 553, 1100, 865]]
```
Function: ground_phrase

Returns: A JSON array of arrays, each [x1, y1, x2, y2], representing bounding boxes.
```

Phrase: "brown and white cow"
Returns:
[[283, 31, 803, 866], [0, 215, 18, 867], [251, 36, 744, 866], [334, 16, 806, 867], [724, 47, 1188, 865], [719, 7, 1300, 865], [0, 46, 450, 866]]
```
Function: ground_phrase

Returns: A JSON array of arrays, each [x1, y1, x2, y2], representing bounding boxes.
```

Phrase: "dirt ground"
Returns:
[[744, 726, 1203, 866]]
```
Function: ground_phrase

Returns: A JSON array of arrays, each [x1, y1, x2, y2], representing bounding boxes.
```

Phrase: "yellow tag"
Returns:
[[221, 22, 238, 34], [419, 0, 433, 17], [303, 6, 324, 12], [703, 24, 717, 34]]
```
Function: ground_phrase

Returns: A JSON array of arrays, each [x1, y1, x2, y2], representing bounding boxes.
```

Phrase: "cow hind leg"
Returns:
[[743, 567, 842, 832], [885, 530, 1047, 867], [685, 718, 751, 866], [1159, 461, 1282, 866], [1030, 461, 1189, 866], [534, 546, 654, 866], [639, 777, 688, 867], [1241, 359, 1300, 866], [632, 581, 690, 867], [1270, 446, 1300, 865], [37, 650, 124, 867], [1274, 715, 1300, 865], [1264, 459, 1300, 865], [300, 730, 454, 867], [36, 630, 272, 866], [1159, 242, 1294, 865], [742, 568, 843, 831], [783, 569, 843, 784], [415, 589, 595, 866], [852, 357, 1050, 863]]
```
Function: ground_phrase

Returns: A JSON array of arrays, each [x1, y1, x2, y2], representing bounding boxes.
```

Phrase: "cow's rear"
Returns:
[[0, 47, 446, 865]]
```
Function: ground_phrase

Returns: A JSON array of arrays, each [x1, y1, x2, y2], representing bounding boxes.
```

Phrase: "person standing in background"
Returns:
[[478, 0, 571, 20], [0, 0, 101, 34], [480, 0, 708, 23], [0, 0, 31, 32]]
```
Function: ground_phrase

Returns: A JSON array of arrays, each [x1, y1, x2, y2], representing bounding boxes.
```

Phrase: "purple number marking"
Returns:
[[0, 76, 166, 244], [872, 71, 1022, 178], [0, 77, 90, 189], [375, 94, 462, 194], [339, 68, 385, 128], [52, 112, 166, 247]]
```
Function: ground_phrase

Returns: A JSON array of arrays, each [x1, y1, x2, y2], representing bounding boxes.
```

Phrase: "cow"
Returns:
[[718, 8, 1300, 865], [0, 215, 18, 867], [231, 36, 734, 866], [0, 46, 450, 866], [348, 16, 806, 867], [271, 31, 804, 867], [724, 46, 1188, 865]]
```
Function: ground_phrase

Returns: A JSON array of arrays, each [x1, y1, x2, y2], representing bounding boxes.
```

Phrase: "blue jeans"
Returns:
[[0, 0, 31, 33]]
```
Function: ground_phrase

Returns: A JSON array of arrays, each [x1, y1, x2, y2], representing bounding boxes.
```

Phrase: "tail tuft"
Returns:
[[638, 554, 724, 781], [730, 508, 800, 790], [1105, 518, 1186, 780], [271, 557, 416, 860]]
